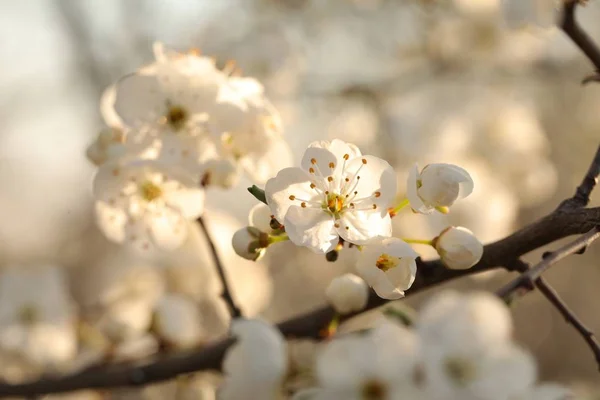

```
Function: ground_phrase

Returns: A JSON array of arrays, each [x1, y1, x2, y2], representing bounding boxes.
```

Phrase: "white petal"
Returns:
[[316, 336, 375, 389], [338, 211, 392, 244], [406, 163, 431, 214], [113, 74, 167, 128], [265, 167, 318, 223], [164, 187, 205, 219], [248, 203, 274, 232], [358, 265, 405, 300], [100, 84, 124, 128], [148, 210, 188, 251], [95, 202, 127, 244], [384, 257, 417, 293], [342, 155, 397, 209], [300, 139, 361, 186], [285, 206, 338, 254]]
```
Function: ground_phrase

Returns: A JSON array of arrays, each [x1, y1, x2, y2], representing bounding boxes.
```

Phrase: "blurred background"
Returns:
[[1, 0, 600, 397]]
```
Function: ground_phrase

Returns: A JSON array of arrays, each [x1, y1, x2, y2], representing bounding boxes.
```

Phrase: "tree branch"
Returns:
[[535, 277, 600, 370], [197, 216, 242, 318], [560, 0, 600, 82], [496, 227, 600, 298]]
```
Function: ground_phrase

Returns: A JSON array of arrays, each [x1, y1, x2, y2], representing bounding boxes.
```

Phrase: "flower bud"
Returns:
[[153, 294, 203, 349], [435, 227, 483, 270], [407, 163, 473, 214], [232, 226, 267, 261], [325, 273, 369, 314]]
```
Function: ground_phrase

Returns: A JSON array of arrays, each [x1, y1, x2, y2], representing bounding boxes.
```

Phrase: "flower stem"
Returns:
[[267, 233, 289, 244], [197, 215, 242, 318], [402, 238, 434, 246], [388, 198, 410, 217]]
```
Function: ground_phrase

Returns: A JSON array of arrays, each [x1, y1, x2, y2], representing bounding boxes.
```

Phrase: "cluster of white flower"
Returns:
[[220, 291, 573, 400], [87, 42, 291, 253], [234, 139, 483, 303]]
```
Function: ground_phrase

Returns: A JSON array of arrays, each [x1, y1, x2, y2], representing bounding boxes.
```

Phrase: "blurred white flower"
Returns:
[[220, 319, 287, 400], [0, 266, 77, 368], [85, 127, 128, 166], [97, 296, 155, 341], [232, 226, 267, 261], [306, 321, 422, 399], [435, 226, 483, 270], [265, 139, 396, 253], [153, 294, 204, 349], [356, 237, 418, 300], [325, 273, 369, 314], [417, 291, 536, 400], [202, 158, 241, 189], [93, 160, 204, 252], [407, 163, 474, 214], [112, 333, 159, 362]]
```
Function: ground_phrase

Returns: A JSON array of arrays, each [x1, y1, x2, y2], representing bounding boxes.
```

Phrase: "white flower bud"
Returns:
[[203, 159, 241, 189], [435, 227, 483, 270], [407, 163, 473, 214], [232, 226, 266, 261], [325, 273, 369, 314]]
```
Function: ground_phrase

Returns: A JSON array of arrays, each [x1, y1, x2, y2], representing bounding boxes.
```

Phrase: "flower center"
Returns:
[[376, 253, 399, 272], [140, 181, 163, 202], [444, 356, 477, 387], [325, 193, 344, 215], [166, 105, 188, 130], [361, 379, 387, 400]]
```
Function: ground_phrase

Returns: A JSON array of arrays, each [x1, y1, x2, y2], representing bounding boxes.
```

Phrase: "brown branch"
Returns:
[[2, 204, 600, 397], [558, 144, 600, 210], [197, 216, 242, 318], [560, 0, 600, 82]]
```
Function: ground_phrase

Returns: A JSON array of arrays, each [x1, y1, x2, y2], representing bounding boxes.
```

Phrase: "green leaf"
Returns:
[[248, 185, 267, 205]]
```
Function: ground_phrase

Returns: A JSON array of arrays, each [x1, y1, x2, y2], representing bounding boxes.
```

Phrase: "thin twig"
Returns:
[[560, 0, 600, 77], [196, 216, 242, 318], [496, 227, 600, 298], [558, 144, 600, 210], [501, 258, 600, 369], [535, 277, 600, 370]]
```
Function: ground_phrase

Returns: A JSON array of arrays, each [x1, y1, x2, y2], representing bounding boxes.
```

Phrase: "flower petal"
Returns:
[[406, 163, 431, 214], [338, 211, 392, 245], [265, 167, 319, 222], [163, 187, 205, 219], [284, 206, 338, 254], [357, 263, 405, 300], [300, 139, 361, 187], [341, 155, 397, 210], [148, 209, 188, 251], [248, 203, 274, 232], [113, 74, 167, 128]]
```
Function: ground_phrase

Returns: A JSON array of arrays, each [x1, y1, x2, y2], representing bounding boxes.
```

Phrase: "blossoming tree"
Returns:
[[0, 0, 599, 399]]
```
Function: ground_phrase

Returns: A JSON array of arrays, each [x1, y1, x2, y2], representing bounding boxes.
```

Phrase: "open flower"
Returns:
[[407, 163, 473, 214], [265, 139, 396, 253], [356, 237, 419, 300], [303, 321, 422, 400], [220, 319, 287, 400], [435, 226, 483, 270], [93, 160, 204, 252]]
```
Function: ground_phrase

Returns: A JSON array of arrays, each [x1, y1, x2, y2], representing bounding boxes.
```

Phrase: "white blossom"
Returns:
[[232, 226, 267, 261], [85, 127, 128, 166], [0, 266, 77, 368], [325, 273, 369, 314], [265, 139, 396, 253], [356, 237, 418, 300], [306, 321, 423, 400], [417, 291, 535, 400], [220, 319, 287, 400], [202, 158, 241, 189], [153, 294, 204, 349], [406, 163, 473, 214], [93, 160, 204, 252], [512, 383, 574, 400], [435, 226, 483, 270]]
